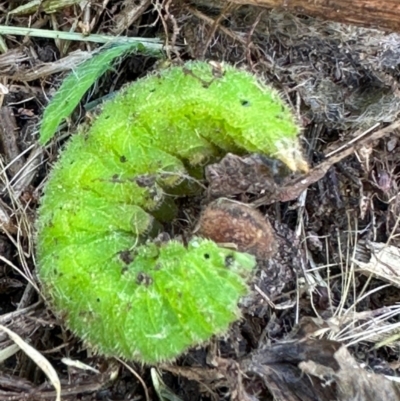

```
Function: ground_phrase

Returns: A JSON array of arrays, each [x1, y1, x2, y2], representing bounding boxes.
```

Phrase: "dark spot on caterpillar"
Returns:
[[135, 175, 157, 188], [104, 175, 124, 184], [119, 250, 134, 265], [225, 255, 235, 268], [105, 115, 110, 119], [275, 114, 283, 119], [136, 272, 153, 286], [120, 155, 127, 163], [97, 298, 100, 302], [121, 267, 128, 274], [240, 100, 250, 107], [204, 253, 210, 259]]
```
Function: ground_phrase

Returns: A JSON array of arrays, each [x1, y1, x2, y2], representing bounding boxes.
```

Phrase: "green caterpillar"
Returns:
[[36, 61, 307, 364]]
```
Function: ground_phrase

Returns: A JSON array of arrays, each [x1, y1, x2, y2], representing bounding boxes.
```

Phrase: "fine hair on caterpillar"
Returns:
[[36, 61, 308, 364]]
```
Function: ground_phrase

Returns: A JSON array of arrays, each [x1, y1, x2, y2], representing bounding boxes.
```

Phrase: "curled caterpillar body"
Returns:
[[36, 61, 307, 364]]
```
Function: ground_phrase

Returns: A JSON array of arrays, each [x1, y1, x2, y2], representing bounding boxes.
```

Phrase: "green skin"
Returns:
[[36, 61, 302, 364]]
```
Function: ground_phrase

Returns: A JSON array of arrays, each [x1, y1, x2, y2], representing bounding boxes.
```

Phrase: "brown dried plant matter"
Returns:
[[196, 199, 277, 260]]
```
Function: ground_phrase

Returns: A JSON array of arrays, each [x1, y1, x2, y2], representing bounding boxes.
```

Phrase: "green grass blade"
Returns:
[[39, 41, 159, 145]]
